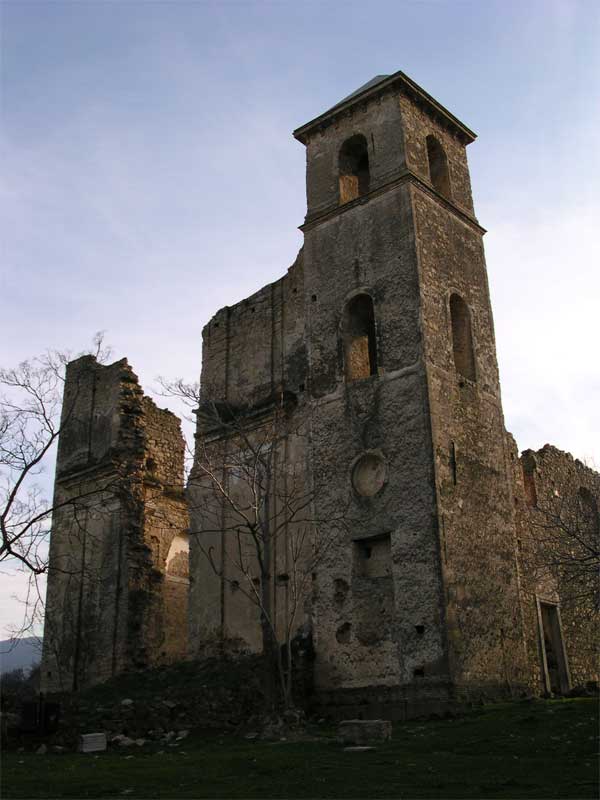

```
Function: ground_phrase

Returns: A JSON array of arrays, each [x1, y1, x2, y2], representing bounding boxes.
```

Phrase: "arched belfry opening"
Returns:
[[449, 293, 476, 381], [426, 135, 451, 198], [339, 134, 370, 204], [343, 294, 378, 381]]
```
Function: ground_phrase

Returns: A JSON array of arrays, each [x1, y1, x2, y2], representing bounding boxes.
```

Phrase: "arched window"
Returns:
[[344, 294, 377, 381], [426, 135, 451, 198], [339, 134, 370, 204], [165, 533, 189, 580], [449, 293, 476, 381]]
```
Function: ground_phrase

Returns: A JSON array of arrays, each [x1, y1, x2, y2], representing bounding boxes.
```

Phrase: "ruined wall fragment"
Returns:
[[188, 251, 309, 658], [41, 357, 189, 693], [509, 440, 600, 693], [185, 71, 600, 719]]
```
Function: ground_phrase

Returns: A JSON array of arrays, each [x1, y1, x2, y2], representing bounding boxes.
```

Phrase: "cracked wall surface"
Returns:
[[41, 356, 189, 693], [508, 441, 599, 693], [43, 71, 598, 711], [188, 71, 599, 717]]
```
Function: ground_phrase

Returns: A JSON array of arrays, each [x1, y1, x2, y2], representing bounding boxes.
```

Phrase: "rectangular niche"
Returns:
[[351, 533, 394, 650], [353, 533, 391, 579]]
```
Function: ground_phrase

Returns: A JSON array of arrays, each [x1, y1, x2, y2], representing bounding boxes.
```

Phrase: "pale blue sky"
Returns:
[[1, 0, 599, 633]]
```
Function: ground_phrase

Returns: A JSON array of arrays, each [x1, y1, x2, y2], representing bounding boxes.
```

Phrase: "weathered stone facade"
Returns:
[[187, 71, 598, 716], [41, 356, 189, 693], [509, 442, 599, 696], [43, 70, 598, 712]]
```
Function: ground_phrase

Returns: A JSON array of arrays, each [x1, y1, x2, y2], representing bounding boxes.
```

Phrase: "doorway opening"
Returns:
[[538, 601, 570, 694]]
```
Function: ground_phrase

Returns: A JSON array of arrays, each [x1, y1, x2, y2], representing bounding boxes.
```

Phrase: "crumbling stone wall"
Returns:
[[198, 252, 306, 408], [41, 357, 189, 693], [509, 441, 599, 693], [190, 74, 485, 716], [187, 250, 308, 657], [44, 70, 599, 714], [139, 397, 189, 663], [189, 70, 600, 719], [189, 406, 312, 663]]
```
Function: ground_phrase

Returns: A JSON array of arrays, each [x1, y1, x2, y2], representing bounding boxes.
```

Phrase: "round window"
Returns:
[[351, 453, 387, 497]]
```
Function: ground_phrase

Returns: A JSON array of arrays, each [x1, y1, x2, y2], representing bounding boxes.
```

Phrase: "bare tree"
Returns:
[[524, 485, 600, 619], [0, 334, 112, 643], [159, 379, 346, 710]]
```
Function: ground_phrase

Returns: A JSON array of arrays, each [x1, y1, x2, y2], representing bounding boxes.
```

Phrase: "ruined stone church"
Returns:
[[41, 70, 599, 717]]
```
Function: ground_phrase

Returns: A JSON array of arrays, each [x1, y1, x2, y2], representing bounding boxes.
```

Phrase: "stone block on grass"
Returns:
[[78, 733, 107, 753]]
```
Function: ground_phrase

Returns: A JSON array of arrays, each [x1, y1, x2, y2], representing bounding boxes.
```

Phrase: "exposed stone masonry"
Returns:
[[510, 442, 599, 694], [42, 70, 598, 715], [41, 357, 189, 693], [188, 70, 598, 717]]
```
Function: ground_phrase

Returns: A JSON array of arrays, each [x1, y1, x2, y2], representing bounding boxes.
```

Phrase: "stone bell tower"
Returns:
[[293, 71, 529, 714]]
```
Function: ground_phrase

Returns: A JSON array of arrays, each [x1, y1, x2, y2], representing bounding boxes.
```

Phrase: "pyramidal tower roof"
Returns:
[[334, 74, 390, 108], [293, 70, 476, 145]]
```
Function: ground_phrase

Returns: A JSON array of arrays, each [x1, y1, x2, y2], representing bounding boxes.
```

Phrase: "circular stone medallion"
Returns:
[[351, 453, 387, 497]]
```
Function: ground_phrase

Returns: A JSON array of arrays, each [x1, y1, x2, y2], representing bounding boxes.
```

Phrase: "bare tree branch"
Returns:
[[162, 381, 349, 710], [0, 334, 113, 631]]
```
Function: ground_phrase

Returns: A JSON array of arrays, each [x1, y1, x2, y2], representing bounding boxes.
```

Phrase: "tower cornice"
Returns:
[[293, 70, 477, 146], [299, 170, 486, 235]]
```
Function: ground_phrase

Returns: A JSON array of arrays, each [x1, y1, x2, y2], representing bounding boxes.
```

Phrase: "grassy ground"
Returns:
[[2, 698, 597, 799]]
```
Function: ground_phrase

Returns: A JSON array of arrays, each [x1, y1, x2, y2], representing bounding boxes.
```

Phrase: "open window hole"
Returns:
[[415, 624, 425, 636], [344, 294, 378, 381], [353, 535, 391, 578]]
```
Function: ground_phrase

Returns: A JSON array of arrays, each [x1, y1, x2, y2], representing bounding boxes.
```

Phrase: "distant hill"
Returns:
[[0, 637, 41, 675]]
